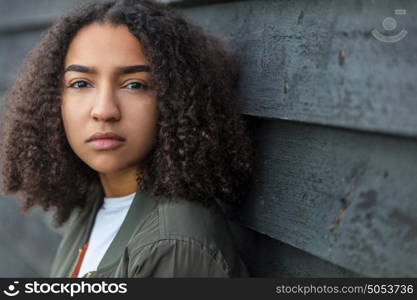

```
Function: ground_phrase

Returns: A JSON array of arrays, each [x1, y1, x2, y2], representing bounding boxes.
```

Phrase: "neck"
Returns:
[[99, 167, 140, 198]]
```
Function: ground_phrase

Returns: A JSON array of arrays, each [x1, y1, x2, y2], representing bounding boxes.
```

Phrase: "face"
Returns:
[[61, 22, 158, 176]]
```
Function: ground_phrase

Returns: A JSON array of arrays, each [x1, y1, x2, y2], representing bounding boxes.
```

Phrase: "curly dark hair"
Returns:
[[0, 0, 254, 228]]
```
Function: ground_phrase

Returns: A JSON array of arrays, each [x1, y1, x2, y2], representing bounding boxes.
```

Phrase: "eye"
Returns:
[[124, 82, 147, 90], [68, 80, 91, 89]]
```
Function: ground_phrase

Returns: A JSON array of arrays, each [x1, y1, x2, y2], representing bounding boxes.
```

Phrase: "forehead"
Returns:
[[64, 22, 148, 67]]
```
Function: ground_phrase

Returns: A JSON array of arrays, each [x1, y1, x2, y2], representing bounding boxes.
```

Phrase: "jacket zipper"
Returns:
[[68, 247, 83, 278], [68, 193, 103, 278], [68, 242, 89, 278]]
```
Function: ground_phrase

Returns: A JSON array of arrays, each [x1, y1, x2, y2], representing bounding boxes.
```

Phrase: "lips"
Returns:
[[86, 132, 125, 150], [87, 132, 125, 142]]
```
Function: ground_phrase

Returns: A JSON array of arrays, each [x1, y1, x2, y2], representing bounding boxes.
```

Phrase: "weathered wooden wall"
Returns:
[[0, 0, 416, 277], [176, 0, 417, 277]]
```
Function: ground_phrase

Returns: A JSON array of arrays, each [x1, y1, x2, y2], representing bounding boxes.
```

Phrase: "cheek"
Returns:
[[124, 102, 158, 151], [61, 102, 84, 148]]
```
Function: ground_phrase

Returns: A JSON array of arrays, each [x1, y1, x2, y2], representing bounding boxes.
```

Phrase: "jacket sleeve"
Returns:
[[129, 238, 231, 278]]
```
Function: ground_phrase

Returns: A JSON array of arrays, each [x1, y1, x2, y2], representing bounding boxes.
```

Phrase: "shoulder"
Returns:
[[127, 196, 233, 252], [159, 197, 231, 245], [126, 196, 248, 277]]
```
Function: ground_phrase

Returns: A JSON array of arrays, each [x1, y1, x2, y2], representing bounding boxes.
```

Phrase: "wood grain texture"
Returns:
[[180, 0, 417, 138], [228, 220, 359, 277], [238, 116, 417, 276]]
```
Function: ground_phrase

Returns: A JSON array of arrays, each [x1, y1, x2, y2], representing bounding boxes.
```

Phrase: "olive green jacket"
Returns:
[[49, 185, 250, 278]]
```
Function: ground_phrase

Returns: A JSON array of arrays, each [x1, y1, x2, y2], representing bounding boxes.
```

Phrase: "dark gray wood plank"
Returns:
[[237, 116, 417, 277], [228, 220, 359, 277], [181, 0, 417, 138]]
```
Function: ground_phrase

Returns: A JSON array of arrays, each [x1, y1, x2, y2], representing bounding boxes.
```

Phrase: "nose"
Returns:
[[90, 84, 121, 122]]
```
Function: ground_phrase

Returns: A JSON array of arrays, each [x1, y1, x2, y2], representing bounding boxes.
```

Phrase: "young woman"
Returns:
[[0, 0, 254, 278]]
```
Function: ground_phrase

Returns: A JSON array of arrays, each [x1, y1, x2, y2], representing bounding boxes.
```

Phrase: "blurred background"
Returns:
[[0, 0, 94, 277]]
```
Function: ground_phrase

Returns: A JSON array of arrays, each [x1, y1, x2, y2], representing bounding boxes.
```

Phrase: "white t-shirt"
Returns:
[[77, 192, 136, 278]]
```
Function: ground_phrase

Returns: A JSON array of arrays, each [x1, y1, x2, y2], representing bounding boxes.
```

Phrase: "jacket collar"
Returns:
[[85, 184, 159, 270]]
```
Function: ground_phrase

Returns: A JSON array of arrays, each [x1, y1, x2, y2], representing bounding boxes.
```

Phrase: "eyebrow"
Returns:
[[64, 64, 151, 74]]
